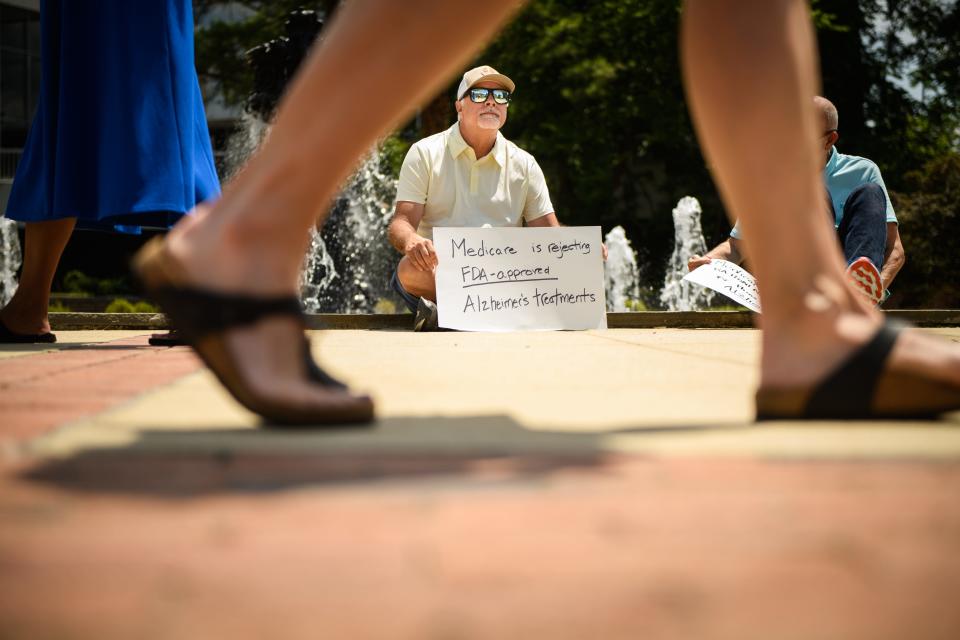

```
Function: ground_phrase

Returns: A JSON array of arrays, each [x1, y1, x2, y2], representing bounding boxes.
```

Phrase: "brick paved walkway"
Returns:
[[0, 335, 200, 444], [1, 330, 959, 639]]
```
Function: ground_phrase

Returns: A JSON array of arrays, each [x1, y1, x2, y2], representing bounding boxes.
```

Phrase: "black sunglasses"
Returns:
[[466, 87, 511, 104]]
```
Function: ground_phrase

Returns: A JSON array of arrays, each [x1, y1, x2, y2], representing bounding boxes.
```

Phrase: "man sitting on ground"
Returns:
[[388, 65, 561, 330], [688, 96, 905, 304]]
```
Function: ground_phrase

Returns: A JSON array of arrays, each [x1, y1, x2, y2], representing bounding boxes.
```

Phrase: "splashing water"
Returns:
[[230, 9, 404, 314], [299, 150, 398, 313], [660, 196, 714, 311], [221, 110, 400, 313], [0, 217, 21, 306], [603, 226, 640, 311]]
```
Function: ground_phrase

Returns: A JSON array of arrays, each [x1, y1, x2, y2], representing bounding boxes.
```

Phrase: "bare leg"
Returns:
[[397, 256, 437, 302], [142, 0, 521, 415], [682, 0, 960, 396], [0, 218, 75, 335]]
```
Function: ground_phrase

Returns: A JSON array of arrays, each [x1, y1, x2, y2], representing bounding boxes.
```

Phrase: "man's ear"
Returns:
[[827, 130, 839, 148]]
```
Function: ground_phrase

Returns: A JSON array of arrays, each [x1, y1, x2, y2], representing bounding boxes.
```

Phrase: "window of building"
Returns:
[[0, 3, 41, 179]]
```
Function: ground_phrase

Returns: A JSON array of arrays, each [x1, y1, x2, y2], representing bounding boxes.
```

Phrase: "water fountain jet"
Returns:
[[603, 226, 640, 311], [660, 196, 714, 311], [0, 218, 21, 306], [226, 7, 401, 313]]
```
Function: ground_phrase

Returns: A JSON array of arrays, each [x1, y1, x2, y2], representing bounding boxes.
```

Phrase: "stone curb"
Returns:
[[47, 309, 960, 331]]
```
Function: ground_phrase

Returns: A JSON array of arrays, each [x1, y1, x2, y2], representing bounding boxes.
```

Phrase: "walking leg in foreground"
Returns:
[[134, 0, 521, 424], [682, 0, 960, 418]]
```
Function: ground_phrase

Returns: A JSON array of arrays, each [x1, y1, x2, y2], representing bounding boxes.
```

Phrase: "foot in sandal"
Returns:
[[134, 237, 373, 426]]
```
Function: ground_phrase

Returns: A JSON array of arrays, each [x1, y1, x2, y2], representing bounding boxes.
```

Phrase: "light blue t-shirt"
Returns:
[[730, 146, 897, 239]]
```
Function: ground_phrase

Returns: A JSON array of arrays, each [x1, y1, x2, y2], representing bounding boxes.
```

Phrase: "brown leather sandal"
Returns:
[[133, 238, 373, 426], [756, 321, 960, 420], [145, 328, 346, 390]]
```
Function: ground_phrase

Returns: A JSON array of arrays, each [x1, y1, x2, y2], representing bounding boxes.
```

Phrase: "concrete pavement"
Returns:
[[2, 328, 960, 639]]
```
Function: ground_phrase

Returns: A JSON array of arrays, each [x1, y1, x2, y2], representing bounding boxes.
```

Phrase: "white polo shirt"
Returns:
[[395, 123, 554, 241]]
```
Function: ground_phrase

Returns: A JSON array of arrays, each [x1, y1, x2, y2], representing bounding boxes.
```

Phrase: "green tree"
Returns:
[[194, 0, 338, 108], [816, 0, 959, 185], [890, 153, 960, 307]]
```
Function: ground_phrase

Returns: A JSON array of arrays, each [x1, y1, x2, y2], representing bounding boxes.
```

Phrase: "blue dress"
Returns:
[[4, 0, 221, 234]]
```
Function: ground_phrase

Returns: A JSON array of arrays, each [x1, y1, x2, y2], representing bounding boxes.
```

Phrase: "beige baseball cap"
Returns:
[[456, 65, 515, 99]]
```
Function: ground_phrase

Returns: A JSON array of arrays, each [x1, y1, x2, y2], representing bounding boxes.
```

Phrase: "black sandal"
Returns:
[[756, 321, 960, 420], [133, 238, 372, 425], [148, 330, 186, 347], [0, 318, 56, 344], [146, 307, 347, 389]]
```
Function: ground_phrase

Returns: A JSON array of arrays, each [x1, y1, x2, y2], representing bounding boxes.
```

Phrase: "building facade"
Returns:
[[0, 0, 40, 211]]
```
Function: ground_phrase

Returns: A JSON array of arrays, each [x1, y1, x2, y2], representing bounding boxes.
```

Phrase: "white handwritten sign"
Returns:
[[433, 227, 607, 332], [682, 259, 761, 313]]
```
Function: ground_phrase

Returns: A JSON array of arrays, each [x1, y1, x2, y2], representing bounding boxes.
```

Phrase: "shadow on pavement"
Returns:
[[0, 343, 157, 353], [19, 415, 743, 497]]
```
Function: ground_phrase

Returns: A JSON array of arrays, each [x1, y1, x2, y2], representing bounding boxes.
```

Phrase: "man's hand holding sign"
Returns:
[[434, 227, 607, 331], [683, 259, 761, 312]]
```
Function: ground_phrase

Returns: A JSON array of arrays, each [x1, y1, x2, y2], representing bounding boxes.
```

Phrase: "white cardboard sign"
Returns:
[[682, 259, 761, 312], [433, 227, 607, 332]]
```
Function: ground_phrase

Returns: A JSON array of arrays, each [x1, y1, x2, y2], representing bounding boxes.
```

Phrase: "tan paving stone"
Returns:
[[1, 334, 201, 445], [17, 328, 960, 462], [0, 330, 148, 360]]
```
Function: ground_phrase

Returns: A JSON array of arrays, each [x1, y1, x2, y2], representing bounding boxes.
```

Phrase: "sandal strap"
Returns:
[[301, 337, 348, 389], [805, 320, 903, 418], [152, 286, 304, 340]]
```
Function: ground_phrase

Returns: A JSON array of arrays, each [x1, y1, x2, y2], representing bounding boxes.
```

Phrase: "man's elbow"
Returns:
[[723, 239, 744, 265], [387, 212, 411, 247], [388, 206, 416, 233], [386, 214, 401, 238], [890, 237, 906, 264]]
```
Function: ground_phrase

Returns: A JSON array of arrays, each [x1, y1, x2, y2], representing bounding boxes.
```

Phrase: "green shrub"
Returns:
[[48, 301, 70, 313], [374, 298, 397, 314], [104, 299, 158, 313], [104, 298, 135, 313], [131, 301, 158, 313]]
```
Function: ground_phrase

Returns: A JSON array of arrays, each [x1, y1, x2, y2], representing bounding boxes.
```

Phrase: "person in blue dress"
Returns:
[[0, 0, 220, 343]]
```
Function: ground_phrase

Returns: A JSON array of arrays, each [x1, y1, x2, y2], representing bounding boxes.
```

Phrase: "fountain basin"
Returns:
[[45, 310, 960, 331]]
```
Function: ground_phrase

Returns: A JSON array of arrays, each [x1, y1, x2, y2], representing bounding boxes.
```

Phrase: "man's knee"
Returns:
[[397, 257, 435, 298], [846, 183, 886, 222], [838, 183, 887, 268], [396, 256, 421, 287]]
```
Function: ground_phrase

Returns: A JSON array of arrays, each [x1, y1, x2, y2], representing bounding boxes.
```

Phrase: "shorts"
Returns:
[[390, 267, 420, 313]]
